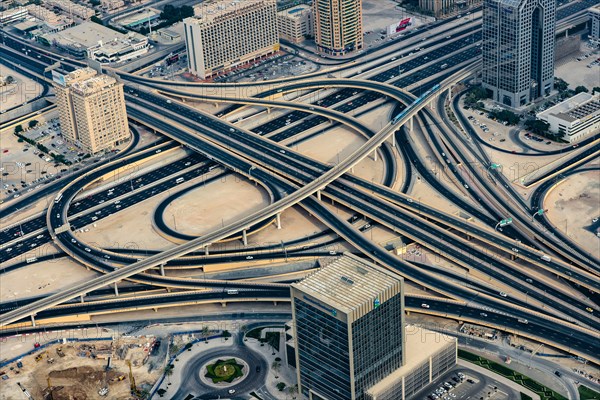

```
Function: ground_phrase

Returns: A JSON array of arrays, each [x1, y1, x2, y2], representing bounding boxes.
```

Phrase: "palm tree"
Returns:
[[271, 360, 280, 379], [164, 364, 174, 384]]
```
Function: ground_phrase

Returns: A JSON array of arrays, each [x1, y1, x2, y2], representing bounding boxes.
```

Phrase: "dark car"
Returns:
[[256, 366, 261, 373]]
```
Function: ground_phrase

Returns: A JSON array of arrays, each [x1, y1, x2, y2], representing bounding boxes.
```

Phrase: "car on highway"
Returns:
[[499, 292, 508, 297], [586, 307, 594, 313], [480, 312, 488, 317], [421, 303, 430, 308], [246, 256, 253, 260], [228, 389, 236, 394], [84, 248, 91, 252]]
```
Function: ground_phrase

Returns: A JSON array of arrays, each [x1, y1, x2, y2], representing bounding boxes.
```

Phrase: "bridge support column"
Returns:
[[80, 295, 85, 303], [31, 315, 36, 327], [221, 302, 227, 307], [317, 190, 321, 201], [181, 97, 185, 103], [447, 87, 452, 100], [242, 229, 248, 246], [214, 103, 219, 108], [266, 107, 271, 114], [351, 166, 355, 173], [392, 134, 396, 147], [160, 264, 165, 276], [373, 149, 378, 162], [205, 246, 209, 255], [276, 213, 282, 229], [273, 301, 278, 306], [405, 311, 410, 316], [409, 116, 413, 132], [114, 282, 119, 296]]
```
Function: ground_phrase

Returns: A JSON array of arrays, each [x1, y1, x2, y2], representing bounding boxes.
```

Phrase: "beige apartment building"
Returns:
[[313, 0, 363, 56], [54, 67, 129, 154], [277, 4, 313, 43], [184, 0, 279, 79]]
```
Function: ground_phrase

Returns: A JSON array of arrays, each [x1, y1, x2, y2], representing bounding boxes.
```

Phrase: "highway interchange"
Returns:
[[1, 0, 599, 382]]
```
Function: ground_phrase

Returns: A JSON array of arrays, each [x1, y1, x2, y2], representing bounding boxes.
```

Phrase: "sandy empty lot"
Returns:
[[544, 170, 600, 259]]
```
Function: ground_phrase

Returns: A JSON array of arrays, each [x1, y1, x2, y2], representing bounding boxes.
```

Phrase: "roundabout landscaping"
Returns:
[[200, 356, 250, 388], [205, 358, 246, 383]]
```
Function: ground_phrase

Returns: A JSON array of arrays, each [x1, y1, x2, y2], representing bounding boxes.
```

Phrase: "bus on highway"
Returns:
[[54, 193, 63, 203], [175, 177, 184, 184], [26, 257, 37, 263]]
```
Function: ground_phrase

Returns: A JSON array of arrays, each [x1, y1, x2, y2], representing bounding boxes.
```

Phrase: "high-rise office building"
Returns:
[[313, 0, 363, 56], [278, 4, 313, 43], [590, 5, 600, 43], [54, 67, 129, 154], [184, 0, 279, 79], [482, 0, 556, 107], [291, 254, 405, 400]]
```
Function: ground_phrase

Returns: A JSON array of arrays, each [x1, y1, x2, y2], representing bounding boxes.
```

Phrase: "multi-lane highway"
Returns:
[[1, 2, 599, 368]]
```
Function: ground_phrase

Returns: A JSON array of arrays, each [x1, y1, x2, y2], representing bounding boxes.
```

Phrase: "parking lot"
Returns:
[[415, 368, 519, 400]]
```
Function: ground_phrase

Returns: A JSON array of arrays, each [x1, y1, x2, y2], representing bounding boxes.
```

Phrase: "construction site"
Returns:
[[0, 337, 163, 400]]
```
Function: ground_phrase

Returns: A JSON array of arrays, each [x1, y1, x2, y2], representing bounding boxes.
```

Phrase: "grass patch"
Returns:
[[245, 327, 280, 351], [457, 350, 567, 400], [205, 358, 245, 383], [579, 385, 600, 400]]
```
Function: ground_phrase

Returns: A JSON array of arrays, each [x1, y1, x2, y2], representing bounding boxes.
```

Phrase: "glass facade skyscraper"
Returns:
[[291, 254, 404, 400], [482, 0, 556, 107]]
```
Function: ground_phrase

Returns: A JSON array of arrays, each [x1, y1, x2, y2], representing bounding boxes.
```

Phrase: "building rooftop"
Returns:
[[291, 253, 403, 315], [537, 92, 600, 123], [60, 67, 117, 95], [113, 8, 160, 27], [278, 4, 311, 18], [367, 325, 456, 396], [191, 0, 275, 25], [42, 21, 146, 50]]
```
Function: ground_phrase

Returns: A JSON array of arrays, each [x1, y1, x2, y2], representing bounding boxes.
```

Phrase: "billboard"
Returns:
[[51, 70, 66, 86], [387, 17, 413, 35]]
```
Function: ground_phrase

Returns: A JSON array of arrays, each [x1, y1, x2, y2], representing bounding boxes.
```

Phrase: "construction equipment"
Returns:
[[17, 382, 33, 399], [34, 352, 46, 362], [126, 360, 141, 397], [46, 358, 55, 364], [56, 348, 65, 357]]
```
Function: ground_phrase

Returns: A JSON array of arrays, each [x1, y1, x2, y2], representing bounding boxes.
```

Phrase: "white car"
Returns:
[[228, 389, 236, 394]]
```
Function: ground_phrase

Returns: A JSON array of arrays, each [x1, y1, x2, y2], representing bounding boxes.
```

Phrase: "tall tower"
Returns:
[[313, 0, 363, 56], [184, 0, 279, 79], [291, 254, 405, 400], [54, 67, 129, 154], [482, 0, 556, 107]]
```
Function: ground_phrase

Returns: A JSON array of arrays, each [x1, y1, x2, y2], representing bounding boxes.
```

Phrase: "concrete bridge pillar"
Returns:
[[373, 149, 378, 162], [160, 263, 165, 276], [80, 295, 85, 303], [266, 107, 271, 114], [242, 229, 248, 246], [31, 315, 36, 327], [409, 117, 413, 132], [214, 103, 219, 108], [205, 246, 209, 255], [221, 302, 227, 307], [276, 213, 282, 229], [114, 282, 119, 296], [273, 301, 278, 306], [392, 133, 396, 147], [317, 190, 321, 201]]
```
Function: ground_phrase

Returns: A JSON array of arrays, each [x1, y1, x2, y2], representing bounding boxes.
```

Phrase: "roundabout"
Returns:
[[165, 332, 269, 400]]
